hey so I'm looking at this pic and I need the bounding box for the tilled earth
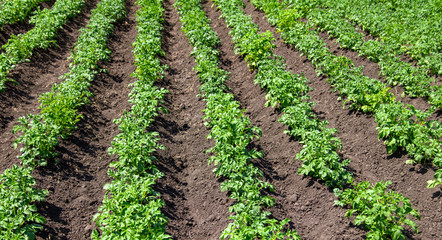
[0,0,440,239]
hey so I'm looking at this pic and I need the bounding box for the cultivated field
[0,0,441,239]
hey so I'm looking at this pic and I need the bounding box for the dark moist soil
[240,0,442,239]
[152,0,232,238]
[0,0,100,171]
[33,0,138,239]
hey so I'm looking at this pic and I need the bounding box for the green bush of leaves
[335,181,421,240]
[0,165,48,239]
[0,0,49,27]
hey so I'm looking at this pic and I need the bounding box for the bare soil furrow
[0,0,439,239]
[153,0,231,239]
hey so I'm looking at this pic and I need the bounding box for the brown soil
[0,0,440,239]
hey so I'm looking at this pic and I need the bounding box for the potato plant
[427,169,442,188]
[315,0,442,75]
[335,181,421,240]
[0,165,47,239]
[0,0,436,238]
[13,0,126,167]
[284,0,441,108]
[213,0,353,189]
[0,0,49,27]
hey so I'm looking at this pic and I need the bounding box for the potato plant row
[213,0,421,238]
[317,0,442,75]
[0,0,85,91]
[175,0,300,239]
[0,165,47,239]
[91,0,170,239]
[285,0,442,108]
[0,0,49,27]
[0,0,126,238]
[249,0,442,188]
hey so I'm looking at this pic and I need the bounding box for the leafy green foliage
[91,0,170,239]
[335,181,421,239]
[175,0,299,238]
[0,165,48,239]
[281,105,353,187]
[0,0,85,90]
[427,169,442,188]
[0,0,49,27]
[236,30,275,69]
[92,173,169,240]
[375,104,442,165]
